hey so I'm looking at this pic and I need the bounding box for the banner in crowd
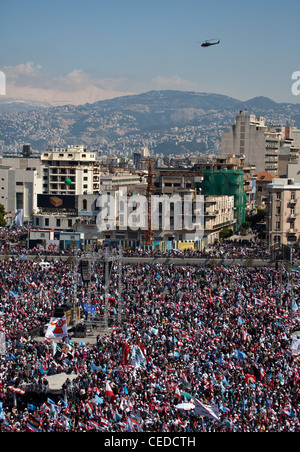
[194,399,220,421]
[45,315,68,339]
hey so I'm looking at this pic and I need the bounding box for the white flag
[15,209,23,227]
[149,327,159,336]
[291,338,300,355]
[126,418,133,432]
[45,315,68,339]
[131,345,147,370]
[194,398,220,421]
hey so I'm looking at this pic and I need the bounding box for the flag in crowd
[45,315,68,339]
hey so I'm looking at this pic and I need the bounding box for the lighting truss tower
[78,247,123,332]
[80,254,93,333]
[104,245,123,329]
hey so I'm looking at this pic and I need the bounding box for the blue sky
[1,0,300,105]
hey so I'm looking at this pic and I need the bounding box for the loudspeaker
[74,324,87,338]
[80,260,91,283]
[53,307,65,318]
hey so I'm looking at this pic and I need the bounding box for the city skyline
[1,0,300,106]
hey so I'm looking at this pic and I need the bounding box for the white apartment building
[0,156,44,221]
[204,195,236,244]
[266,178,300,246]
[41,145,101,195]
[0,146,101,221]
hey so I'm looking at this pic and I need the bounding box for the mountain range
[1,90,300,154]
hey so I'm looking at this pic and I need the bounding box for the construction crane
[144,158,154,247]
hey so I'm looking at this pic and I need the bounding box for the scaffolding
[77,246,123,334]
[201,168,248,229]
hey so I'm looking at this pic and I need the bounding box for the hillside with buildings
[1,90,300,156]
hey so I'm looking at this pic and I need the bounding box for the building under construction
[200,168,248,229]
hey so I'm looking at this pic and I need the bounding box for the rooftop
[256,171,279,182]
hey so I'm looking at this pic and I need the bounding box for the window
[56,219,61,227]
[82,199,87,210]
[45,218,49,226]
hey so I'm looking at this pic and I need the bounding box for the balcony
[289,228,297,234]
[265,164,278,171]
[265,149,278,156]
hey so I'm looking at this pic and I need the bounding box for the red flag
[105,381,115,402]
[121,342,130,367]
[8,386,25,395]
[246,374,256,386]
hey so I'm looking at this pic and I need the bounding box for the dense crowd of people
[0,245,300,432]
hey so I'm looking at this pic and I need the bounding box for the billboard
[37,194,76,210]
[178,241,197,251]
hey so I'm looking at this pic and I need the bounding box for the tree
[246,208,266,227]
[219,228,233,239]
[0,204,6,227]
[240,221,251,231]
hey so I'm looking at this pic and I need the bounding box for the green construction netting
[200,168,248,229]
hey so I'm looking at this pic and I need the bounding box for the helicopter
[201,39,220,48]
